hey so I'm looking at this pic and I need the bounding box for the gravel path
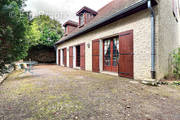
[0,65,180,120]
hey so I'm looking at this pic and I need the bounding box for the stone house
[55,0,180,80]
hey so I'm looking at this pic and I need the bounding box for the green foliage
[172,48,180,79]
[173,81,180,86]
[28,15,63,47]
[26,15,63,63]
[0,0,30,72]
[26,20,41,46]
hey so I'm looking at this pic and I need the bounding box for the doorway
[76,45,80,67]
[103,36,119,72]
[62,48,67,66]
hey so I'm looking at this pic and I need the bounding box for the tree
[26,15,63,63]
[0,0,30,72]
[29,15,63,47]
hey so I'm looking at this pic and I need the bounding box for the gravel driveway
[0,65,180,120]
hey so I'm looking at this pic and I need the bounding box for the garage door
[119,30,134,79]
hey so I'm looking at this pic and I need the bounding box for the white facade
[56,0,180,80]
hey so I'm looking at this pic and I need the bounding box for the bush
[173,81,180,86]
[172,48,180,79]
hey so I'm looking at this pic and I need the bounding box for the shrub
[172,48,180,79]
[173,81,180,86]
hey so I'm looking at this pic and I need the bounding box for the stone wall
[0,64,14,84]
[156,0,180,80]
[28,46,56,63]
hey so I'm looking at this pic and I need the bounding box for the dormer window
[79,14,84,26]
[64,26,68,36]
[65,26,67,33]
[63,20,78,35]
[76,6,97,27]
[87,13,91,21]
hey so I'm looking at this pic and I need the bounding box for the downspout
[148,0,156,79]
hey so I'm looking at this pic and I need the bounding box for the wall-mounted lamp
[87,43,90,48]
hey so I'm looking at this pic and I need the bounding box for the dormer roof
[63,20,78,27]
[76,6,97,16]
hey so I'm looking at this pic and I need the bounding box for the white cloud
[24,0,112,24]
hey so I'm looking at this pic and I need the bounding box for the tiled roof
[56,0,156,45]
[76,6,98,16]
[63,20,78,27]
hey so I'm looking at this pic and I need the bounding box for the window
[104,40,111,66]
[87,13,90,19]
[103,36,119,72]
[173,0,180,22]
[104,37,119,67]
[87,13,91,22]
[112,38,119,66]
[179,0,180,17]
[79,14,84,26]
[65,27,67,34]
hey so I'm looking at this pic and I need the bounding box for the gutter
[55,0,149,45]
[148,0,156,79]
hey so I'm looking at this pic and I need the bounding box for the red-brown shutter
[80,43,85,70]
[64,48,67,67]
[92,39,100,72]
[119,30,134,79]
[69,46,73,68]
[58,49,61,65]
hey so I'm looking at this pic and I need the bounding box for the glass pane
[113,60,118,66]
[113,38,119,66]
[80,14,84,25]
[105,57,111,66]
[104,40,111,66]
[117,40,119,53]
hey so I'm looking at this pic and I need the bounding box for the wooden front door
[103,37,119,72]
[119,30,133,79]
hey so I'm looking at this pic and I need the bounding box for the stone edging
[0,74,8,84]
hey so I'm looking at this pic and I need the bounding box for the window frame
[173,0,180,22]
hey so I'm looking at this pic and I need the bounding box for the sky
[25,0,112,24]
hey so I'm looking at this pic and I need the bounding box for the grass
[31,94,83,120]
